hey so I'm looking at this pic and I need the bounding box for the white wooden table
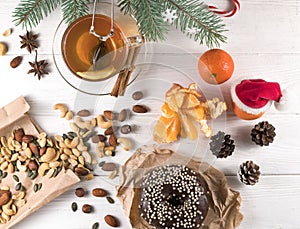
[1,1,300,228]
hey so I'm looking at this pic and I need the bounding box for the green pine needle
[165,0,227,47]
[134,0,169,41]
[117,0,135,15]
[13,0,61,29]
[61,0,90,25]
[118,0,168,41]
[12,0,227,47]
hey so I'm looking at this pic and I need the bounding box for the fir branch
[118,0,168,42]
[12,0,227,47]
[117,0,135,15]
[12,0,61,29]
[165,0,227,47]
[61,0,90,25]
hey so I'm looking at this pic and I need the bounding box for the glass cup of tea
[54,1,144,96]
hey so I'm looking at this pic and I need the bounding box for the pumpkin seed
[84,162,93,171]
[30,170,38,180]
[33,183,39,192]
[79,128,89,136]
[15,182,22,191]
[106,196,115,204]
[98,161,106,167]
[92,222,100,229]
[0,170,3,177]
[53,166,62,178]
[71,202,78,212]
[21,185,26,191]
[38,183,42,191]
[62,134,68,140]
[28,169,33,177]
[68,131,77,139]
[2,171,7,178]
[13,175,19,182]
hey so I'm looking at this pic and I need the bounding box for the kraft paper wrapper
[0,96,80,228]
[117,145,243,229]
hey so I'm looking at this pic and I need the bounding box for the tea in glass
[61,14,127,81]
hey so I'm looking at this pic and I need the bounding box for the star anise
[19,31,38,53]
[28,50,49,80]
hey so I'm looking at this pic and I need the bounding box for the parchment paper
[117,145,243,229]
[0,96,80,229]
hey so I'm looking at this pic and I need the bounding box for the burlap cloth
[117,145,243,229]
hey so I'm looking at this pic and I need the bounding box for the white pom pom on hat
[274,88,296,112]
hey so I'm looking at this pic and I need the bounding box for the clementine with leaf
[198,49,234,84]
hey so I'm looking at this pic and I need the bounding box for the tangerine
[198,49,234,84]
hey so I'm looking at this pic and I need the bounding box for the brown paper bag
[117,145,243,229]
[0,96,80,228]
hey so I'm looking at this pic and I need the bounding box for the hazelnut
[75,167,89,176]
[28,160,38,171]
[75,188,85,197]
[82,204,93,213]
[132,91,144,100]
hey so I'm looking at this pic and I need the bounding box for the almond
[0,190,11,206]
[104,127,114,136]
[14,128,25,142]
[102,162,117,171]
[39,146,46,156]
[10,56,23,68]
[132,105,148,113]
[91,134,107,143]
[92,188,107,197]
[104,215,119,227]
[104,110,114,120]
[22,135,34,143]
[109,134,117,147]
[118,109,128,122]
[29,143,39,156]
[99,134,107,142]
[77,109,91,117]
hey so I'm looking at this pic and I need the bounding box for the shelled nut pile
[0,187,26,224]
[0,127,93,180]
[54,103,134,161]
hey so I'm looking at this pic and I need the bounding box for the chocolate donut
[138,165,209,229]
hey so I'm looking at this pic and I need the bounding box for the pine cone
[209,131,235,158]
[251,121,276,146]
[238,161,261,185]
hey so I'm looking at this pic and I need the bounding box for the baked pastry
[138,165,209,229]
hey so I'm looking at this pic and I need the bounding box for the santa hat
[235,79,282,108]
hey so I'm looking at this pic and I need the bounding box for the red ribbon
[209,0,240,17]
